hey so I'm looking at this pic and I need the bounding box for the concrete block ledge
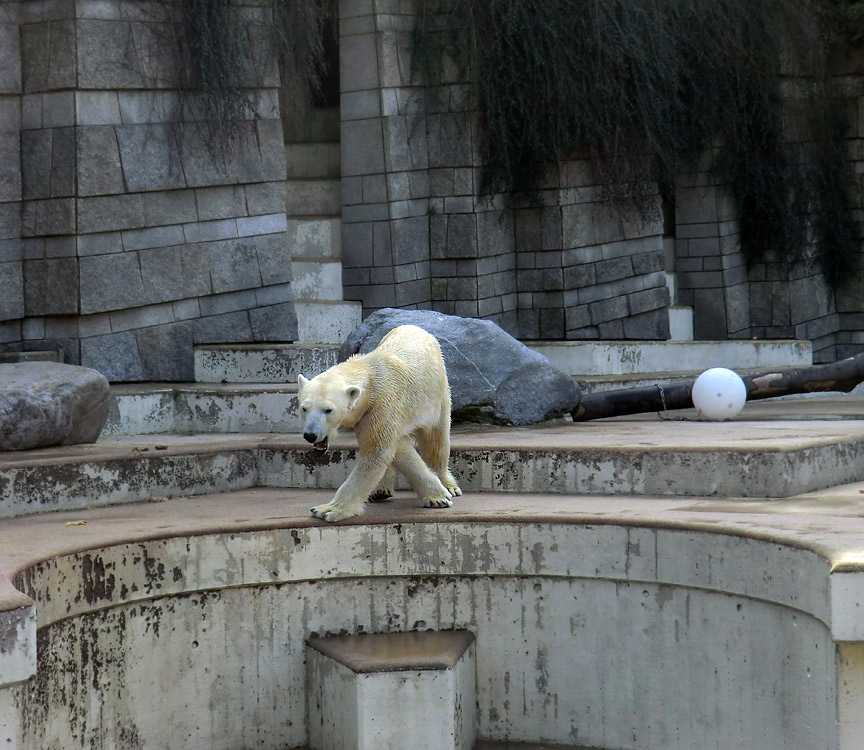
[307,631,476,750]
[527,339,812,376]
[0,491,862,748]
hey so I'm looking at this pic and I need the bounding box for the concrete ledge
[9,402,864,521]
[0,492,858,748]
[194,344,339,384]
[307,632,476,750]
[527,339,812,376]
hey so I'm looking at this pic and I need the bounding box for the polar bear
[297,324,462,522]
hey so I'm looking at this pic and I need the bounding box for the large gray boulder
[0,363,110,451]
[339,309,581,425]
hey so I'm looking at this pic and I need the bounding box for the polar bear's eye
[300,406,307,413]
[324,408,333,414]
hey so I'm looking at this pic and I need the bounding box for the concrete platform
[11,399,864,520]
[3,484,864,748]
[4,396,864,749]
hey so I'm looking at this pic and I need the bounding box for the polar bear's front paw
[310,502,359,523]
[442,473,462,497]
[423,495,454,509]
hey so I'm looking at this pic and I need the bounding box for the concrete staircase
[284,107,361,344]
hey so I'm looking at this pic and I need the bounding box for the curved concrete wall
[1,523,837,749]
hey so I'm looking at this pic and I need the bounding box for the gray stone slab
[116,124,186,192]
[0,22,21,95]
[76,125,126,196]
[198,288,259,317]
[122,224,185,252]
[136,321,194,381]
[22,197,75,236]
[250,302,298,341]
[80,329,144,381]
[139,244,211,304]
[23,258,78,316]
[256,234,293,286]
[20,130,51,200]
[79,252,147,314]
[391,216,428,265]
[0,261,24,321]
[339,33,379,92]
[207,238,262,294]
[196,185,247,221]
[622,308,670,339]
[141,189,198,226]
[192,311,254,344]
[244,182,285,216]
[76,19,145,89]
[341,119,385,175]
[77,194,144,234]
[22,21,76,93]
[75,91,122,126]
[42,91,75,129]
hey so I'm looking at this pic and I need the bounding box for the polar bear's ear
[346,385,362,408]
[298,374,309,388]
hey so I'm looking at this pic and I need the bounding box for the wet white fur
[298,325,462,522]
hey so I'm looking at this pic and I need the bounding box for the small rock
[0,363,110,451]
[339,309,581,425]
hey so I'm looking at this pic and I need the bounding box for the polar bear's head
[297,373,362,451]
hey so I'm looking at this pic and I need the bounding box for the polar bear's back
[376,324,442,358]
[364,325,450,429]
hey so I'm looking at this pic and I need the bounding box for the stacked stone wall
[339,0,670,341]
[0,2,22,350]
[0,0,297,380]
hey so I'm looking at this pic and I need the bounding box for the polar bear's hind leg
[368,464,396,502]
[417,422,462,498]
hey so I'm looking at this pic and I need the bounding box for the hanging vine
[413,0,860,284]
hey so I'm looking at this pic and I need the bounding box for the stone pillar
[0,2,23,350]
[10,0,296,380]
[674,175,752,342]
[340,0,671,340]
[340,0,433,315]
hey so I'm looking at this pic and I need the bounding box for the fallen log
[570,351,864,422]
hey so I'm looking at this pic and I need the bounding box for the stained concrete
[2,397,864,748]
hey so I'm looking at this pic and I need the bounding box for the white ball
[691,367,747,420]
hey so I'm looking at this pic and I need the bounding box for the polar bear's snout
[301,412,331,451]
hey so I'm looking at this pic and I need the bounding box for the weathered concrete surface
[194,343,339,384]
[104,384,300,436]
[307,633,476,750]
[0,363,109,451]
[0,435,259,518]
[339,309,581,425]
[528,339,812,376]
[10,400,864,520]
[0,490,858,748]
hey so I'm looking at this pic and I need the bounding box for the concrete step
[295,299,362,344]
[94,394,864,503]
[287,217,342,260]
[307,631,476,750]
[527,339,812,377]
[194,344,339,384]
[292,258,345,301]
[285,178,341,216]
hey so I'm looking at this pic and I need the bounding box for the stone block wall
[0,2,23,349]
[339,0,670,341]
[0,0,297,380]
